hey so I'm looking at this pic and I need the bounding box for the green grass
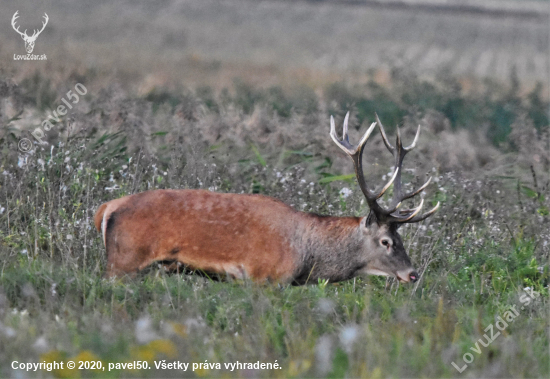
[0,245,547,378]
[0,72,549,378]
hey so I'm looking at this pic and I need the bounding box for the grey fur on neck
[291,214,365,285]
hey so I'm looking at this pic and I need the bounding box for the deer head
[330,112,439,283]
[11,11,49,54]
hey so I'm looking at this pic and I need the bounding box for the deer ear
[365,211,378,227]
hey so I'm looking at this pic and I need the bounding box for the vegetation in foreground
[0,71,549,378]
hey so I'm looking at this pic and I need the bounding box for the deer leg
[104,245,154,278]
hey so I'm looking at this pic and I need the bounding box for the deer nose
[409,271,419,282]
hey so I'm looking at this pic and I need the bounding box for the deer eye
[380,239,391,248]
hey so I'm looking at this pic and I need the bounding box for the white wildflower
[339,324,360,353]
[339,187,352,198]
[1,323,16,339]
[185,317,206,332]
[135,316,159,344]
[32,336,49,352]
[315,335,333,375]
[317,298,335,315]
[18,156,26,167]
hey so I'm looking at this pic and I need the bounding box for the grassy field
[1,0,548,94]
[1,0,549,378]
[0,66,549,377]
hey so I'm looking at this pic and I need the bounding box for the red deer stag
[94,113,439,283]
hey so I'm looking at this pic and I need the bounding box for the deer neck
[291,215,365,284]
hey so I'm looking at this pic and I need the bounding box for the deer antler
[31,13,49,39]
[11,11,49,39]
[330,112,439,224]
[375,114,439,223]
[11,11,27,38]
[330,112,400,221]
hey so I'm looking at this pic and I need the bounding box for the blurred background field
[0,0,549,378]
[1,0,548,92]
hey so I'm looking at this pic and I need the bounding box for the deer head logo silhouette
[11,11,49,54]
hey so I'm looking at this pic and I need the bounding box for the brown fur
[96,189,361,281]
[95,189,421,284]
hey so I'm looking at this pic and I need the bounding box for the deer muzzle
[396,269,419,283]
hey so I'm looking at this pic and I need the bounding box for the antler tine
[40,13,48,30]
[11,11,25,36]
[391,198,424,222]
[375,114,421,153]
[398,202,440,223]
[386,201,403,215]
[375,167,399,200]
[11,11,19,25]
[399,176,432,202]
[375,113,394,154]
[342,111,349,144]
[32,13,49,37]
[376,116,424,209]
[330,112,376,155]
[395,124,421,153]
[404,125,421,151]
[330,114,354,154]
